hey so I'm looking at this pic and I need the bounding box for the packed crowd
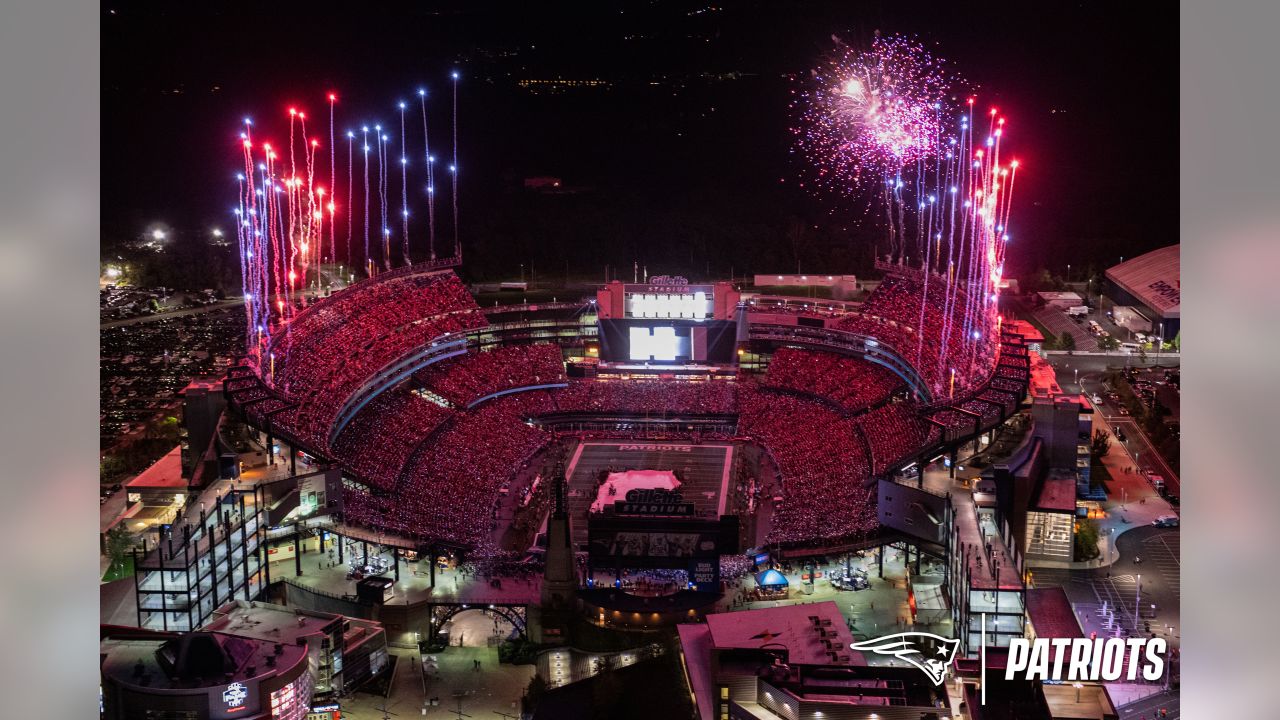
[762,347,904,413]
[833,275,997,397]
[552,378,737,415]
[959,398,1004,425]
[737,384,878,544]
[341,391,555,546]
[265,271,487,450]
[329,391,454,491]
[417,343,565,407]
[856,401,934,475]
[925,408,975,434]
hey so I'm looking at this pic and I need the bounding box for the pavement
[1117,688,1180,719]
[338,645,532,720]
[716,548,946,641]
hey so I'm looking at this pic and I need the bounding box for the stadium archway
[427,602,528,645]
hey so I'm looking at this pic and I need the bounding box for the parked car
[1152,515,1179,528]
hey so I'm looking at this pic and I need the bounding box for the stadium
[223,258,1030,598]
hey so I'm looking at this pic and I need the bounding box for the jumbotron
[225,263,1030,562]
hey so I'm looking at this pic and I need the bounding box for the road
[100,298,246,328]
[1031,527,1180,650]
[1119,689,1179,719]
[1046,355,1181,497]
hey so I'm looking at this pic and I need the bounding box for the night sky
[102,1,1176,282]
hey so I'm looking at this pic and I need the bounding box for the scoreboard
[595,277,741,364]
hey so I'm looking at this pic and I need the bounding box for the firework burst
[793,34,958,188]
[792,33,1021,389]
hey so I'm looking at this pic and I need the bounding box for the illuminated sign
[222,682,249,709]
[649,275,689,287]
[616,488,695,516]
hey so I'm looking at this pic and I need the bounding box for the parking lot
[100,307,245,451]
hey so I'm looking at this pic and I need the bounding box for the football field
[564,440,734,549]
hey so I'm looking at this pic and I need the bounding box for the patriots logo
[848,633,961,686]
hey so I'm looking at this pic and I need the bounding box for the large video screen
[599,319,738,364]
[587,515,739,569]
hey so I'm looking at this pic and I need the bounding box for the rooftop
[207,600,385,653]
[702,601,861,666]
[1025,587,1084,640]
[126,445,186,490]
[1105,244,1180,318]
[100,625,307,692]
[1033,470,1079,514]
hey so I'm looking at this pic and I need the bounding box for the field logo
[849,633,960,685]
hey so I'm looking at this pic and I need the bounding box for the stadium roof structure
[1105,244,1180,318]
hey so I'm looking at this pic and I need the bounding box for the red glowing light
[289,108,297,115]
[328,93,337,101]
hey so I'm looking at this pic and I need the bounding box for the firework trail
[346,130,354,267]
[399,101,410,265]
[328,93,337,265]
[450,71,459,258]
[231,83,467,368]
[419,89,436,260]
[362,126,370,273]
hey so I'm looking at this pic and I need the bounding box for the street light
[1134,574,1142,631]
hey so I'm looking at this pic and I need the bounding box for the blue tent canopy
[755,569,789,587]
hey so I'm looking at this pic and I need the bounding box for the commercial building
[100,624,314,720]
[1103,245,1180,340]
[205,601,389,699]
[677,602,953,720]
[133,486,266,632]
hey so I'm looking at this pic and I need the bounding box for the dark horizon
[102,1,1176,284]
